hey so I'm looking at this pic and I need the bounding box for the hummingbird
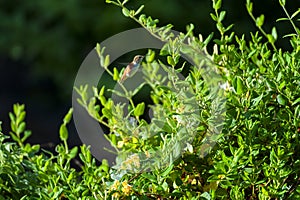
[120,55,144,82]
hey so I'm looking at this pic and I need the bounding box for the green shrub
[1,0,300,199]
[77,0,300,198]
[0,104,109,199]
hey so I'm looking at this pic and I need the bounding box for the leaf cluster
[0,104,110,199]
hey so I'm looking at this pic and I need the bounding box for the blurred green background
[0,0,298,147]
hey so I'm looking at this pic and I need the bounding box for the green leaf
[21,131,32,143]
[256,14,265,27]
[100,95,107,105]
[210,13,217,21]
[295,105,300,119]
[69,147,78,159]
[17,122,26,134]
[129,10,135,16]
[104,55,110,68]
[63,108,73,124]
[225,24,234,32]
[291,8,300,19]
[200,192,211,200]
[16,111,26,125]
[213,39,224,45]
[233,76,246,95]
[247,49,256,59]
[277,94,287,106]
[267,34,275,43]
[219,11,226,22]
[132,82,146,97]
[271,27,277,40]
[186,23,194,35]
[113,67,119,81]
[10,133,20,143]
[216,22,224,32]
[99,159,109,173]
[100,86,105,96]
[134,102,145,117]
[146,50,155,63]
[102,108,112,118]
[246,0,253,13]
[13,104,20,116]
[213,0,222,10]
[122,7,130,17]
[160,43,170,56]
[135,5,144,16]
[139,14,147,23]
[292,97,300,106]
[276,17,288,22]
[162,181,169,191]
[122,0,129,5]
[93,86,99,97]
[59,124,68,141]
[167,56,175,66]
[9,112,15,123]
[109,88,128,98]
[279,0,286,7]
[283,33,297,38]
[141,173,157,182]
[109,133,117,146]
[95,43,101,56]
[203,32,214,46]
[88,97,96,113]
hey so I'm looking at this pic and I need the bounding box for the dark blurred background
[0,0,299,149]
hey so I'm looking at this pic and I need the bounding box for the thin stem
[102,59,135,109]
[118,81,136,109]
[280,5,300,36]
[247,11,277,50]
[112,2,166,42]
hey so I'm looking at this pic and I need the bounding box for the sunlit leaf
[277,94,287,106]
[134,102,145,117]
[122,7,130,17]
[256,14,265,27]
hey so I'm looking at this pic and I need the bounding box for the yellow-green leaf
[167,56,175,66]
[233,76,246,95]
[256,14,264,27]
[104,55,110,68]
[277,94,287,106]
[63,108,73,124]
[134,102,145,117]
[113,67,119,81]
[59,124,68,141]
[135,5,144,15]
[122,7,130,17]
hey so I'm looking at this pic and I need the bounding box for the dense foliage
[0,104,110,199]
[1,0,300,199]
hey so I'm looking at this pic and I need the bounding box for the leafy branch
[277,0,300,37]
[246,0,278,50]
